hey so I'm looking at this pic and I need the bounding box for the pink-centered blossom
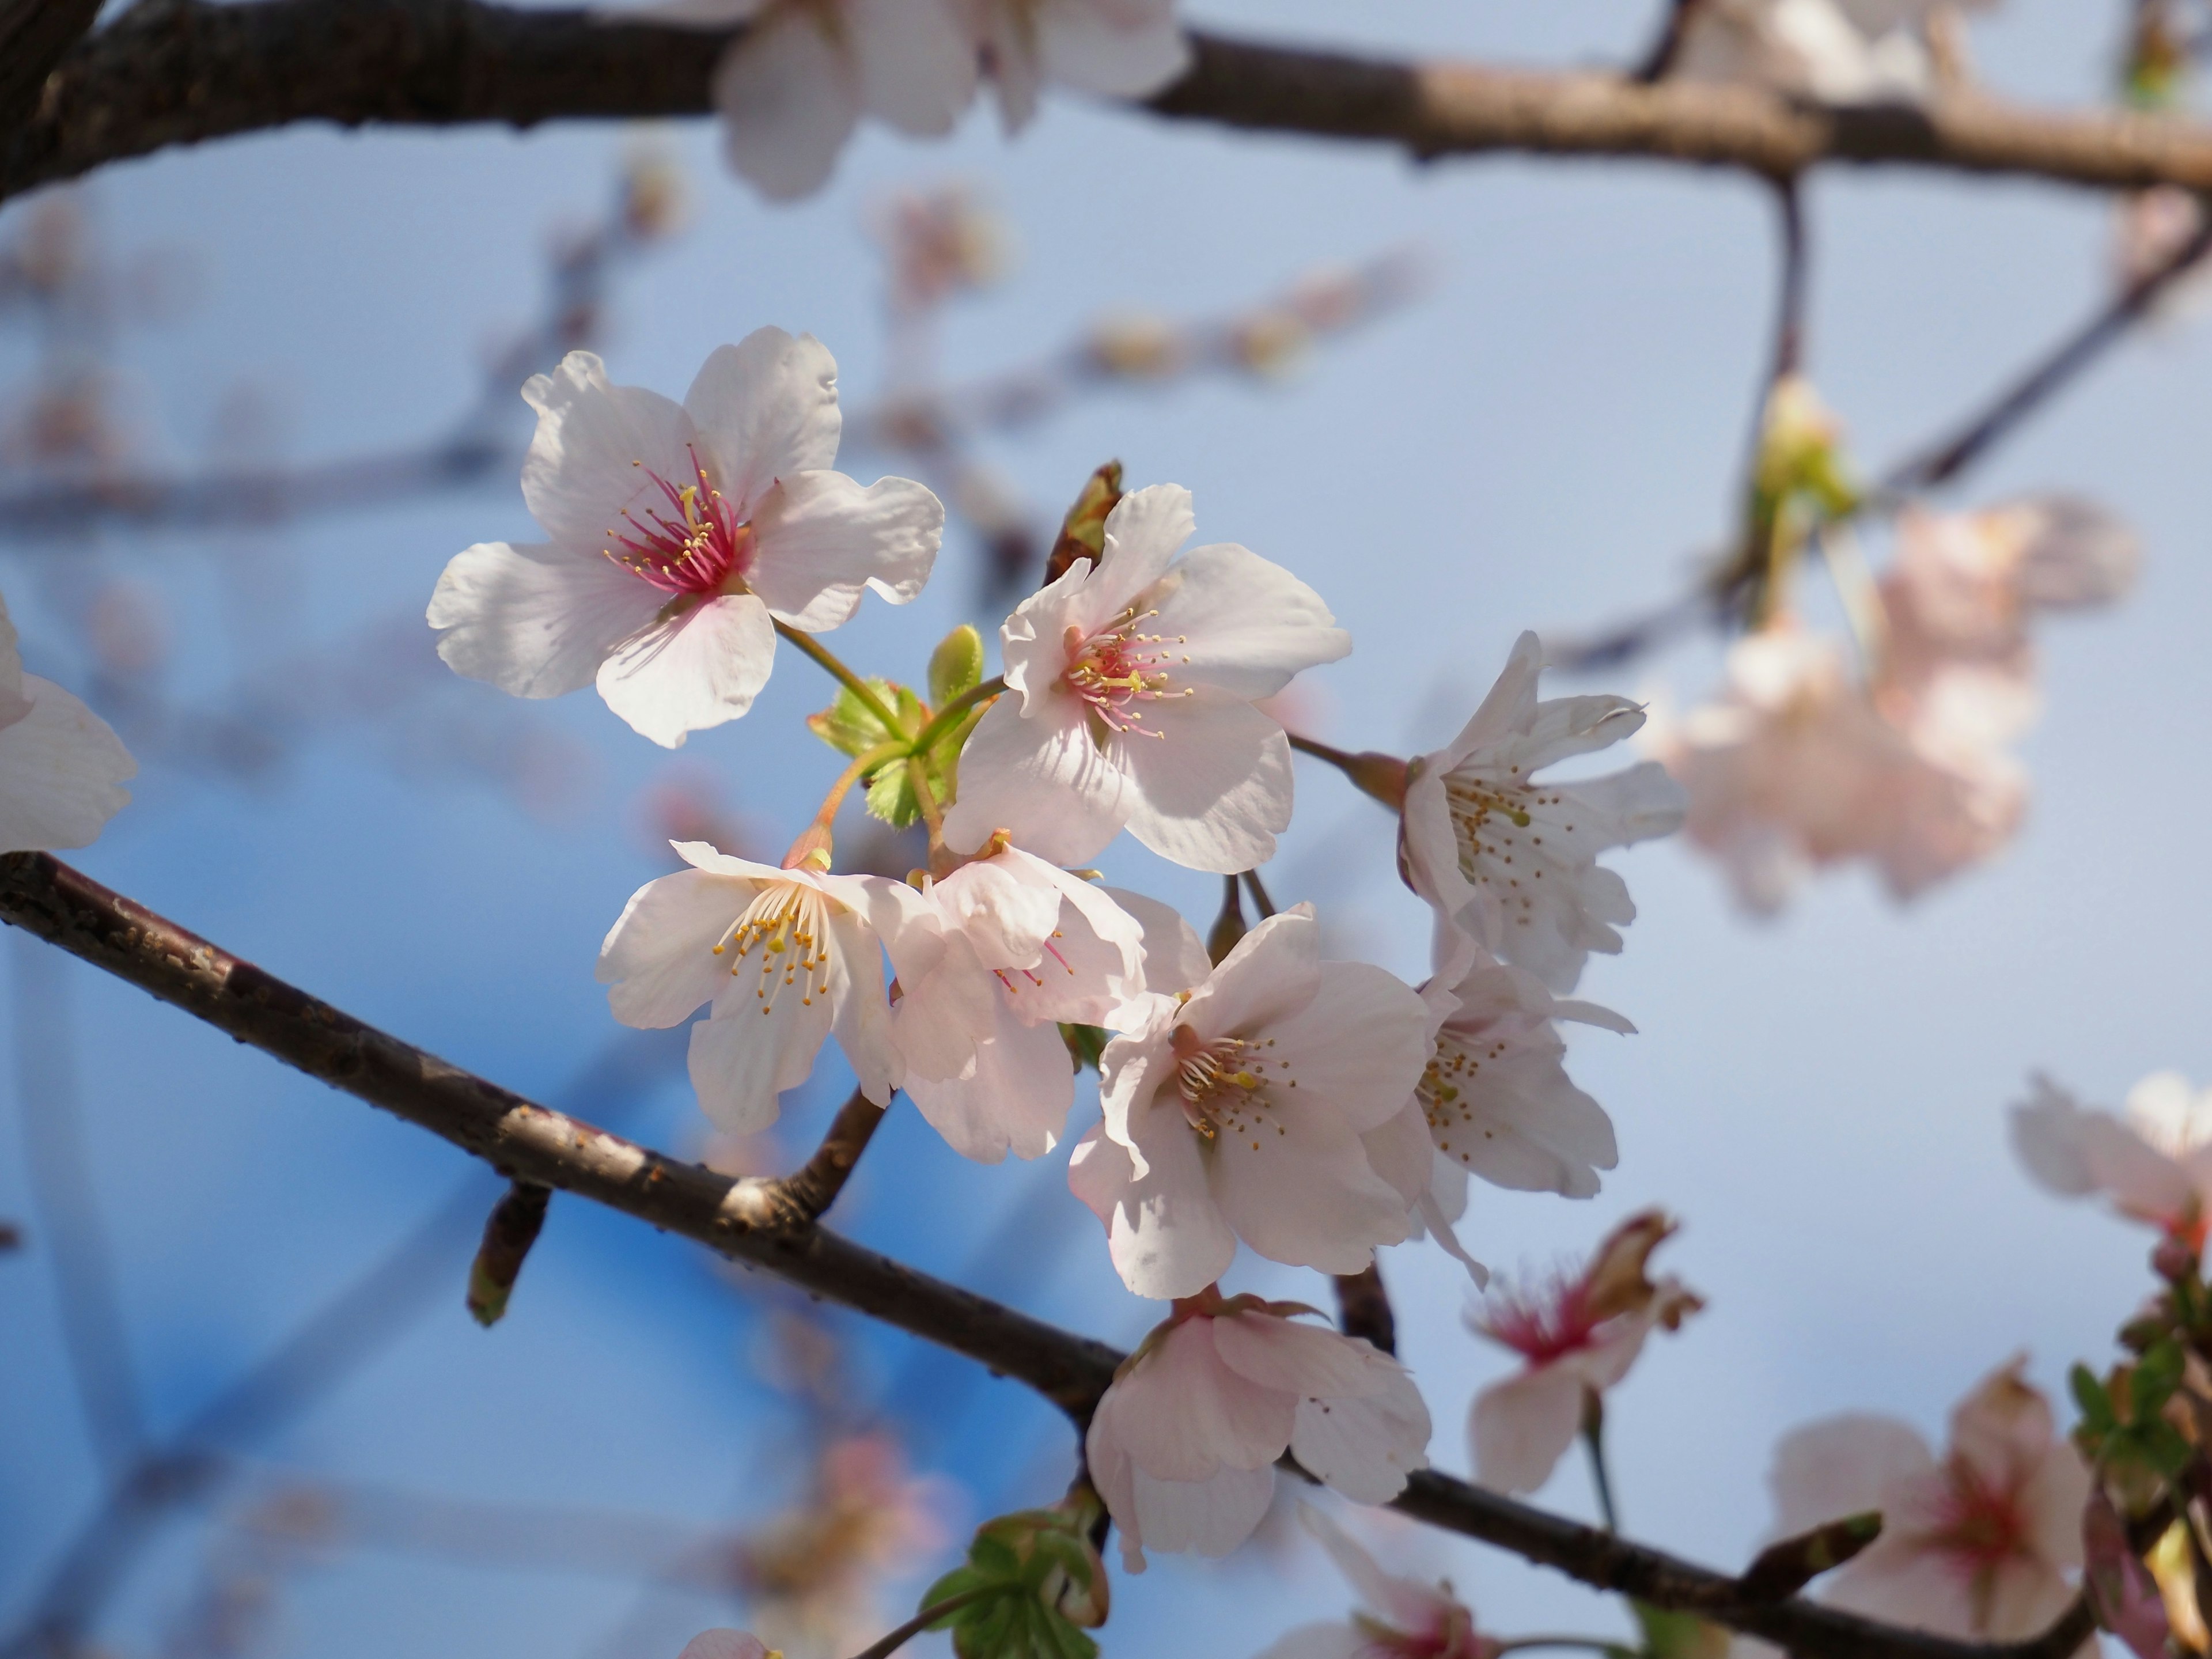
[962,0,1191,133]
[597,840,915,1132]
[429,332,942,747]
[1752,1359,2090,1644]
[1407,933,1633,1282]
[1402,631,1684,994]
[677,1634,774,1659]
[1068,906,1432,1299]
[1085,1287,1431,1574]
[2012,1071,2212,1248]
[0,590,134,851]
[943,484,1350,873]
[876,842,1146,1163]
[1255,1504,1494,1659]
[1468,1211,1701,1495]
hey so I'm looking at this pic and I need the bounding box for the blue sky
[4,3,2210,1656]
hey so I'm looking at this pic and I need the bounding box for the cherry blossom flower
[1067,906,1431,1299]
[597,840,912,1132]
[942,484,1350,873]
[1751,1359,2090,1643]
[678,1634,774,1659]
[1085,1287,1431,1573]
[1673,0,1985,103]
[2012,1071,2212,1247]
[1468,1211,1701,1495]
[876,841,1146,1162]
[429,332,943,748]
[1401,631,1684,993]
[1652,627,2022,914]
[963,0,1192,134]
[0,591,135,851]
[666,0,977,201]
[1406,932,1633,1281]
[1255,1504,1494,1659]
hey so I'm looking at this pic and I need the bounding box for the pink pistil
[604,447,755,597]
[1062,609,1188,737]
[1923,1458,2031,1578]
[1480,1274,1601,1366]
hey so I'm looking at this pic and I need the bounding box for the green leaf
[2133,1338,2186,1420]
[1633,1601,1728,1659]
[930,624,984,709]
[865,760,922,830]
[807,677,915,757]
[2073,1364,2120,1435]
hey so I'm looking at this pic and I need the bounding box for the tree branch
[0,852,2101,1659]
[0,0,99,139]
[14,1,2212,209]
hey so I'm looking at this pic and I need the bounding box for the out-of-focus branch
[0,0,99,137]
[0,852,2109,1659]
[1332,1262,1397,1355]
[16,3,2212,209]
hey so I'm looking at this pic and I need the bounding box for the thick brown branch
[0,853,2099,1659]
[0,0,99,138]
[1332,1262,1397,1355]
[13,1,2212,207]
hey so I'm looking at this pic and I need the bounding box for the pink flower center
[1921,1456,2032,1578]
[1479,1275,1602,1365]
[1168,1023,1296,1146]
[604,447,755,598]
[1062,608,1191,738]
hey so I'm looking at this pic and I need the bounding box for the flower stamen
[604,445,756,597]
[1063,607,1194,740]
[713,880,834,1013]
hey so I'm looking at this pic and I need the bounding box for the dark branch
[0,0,99,138]
[1332,1262,1397,1355]
[16,1,2212,208]
[0,853,2101,1659]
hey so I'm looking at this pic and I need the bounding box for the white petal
[1084,483,1197,622]
[1250,1624,1368,1659]
[1035,0,1191,96]
[1291,1369,1431,1504]
[1104,886,1211,1000]
[712,13,861,201]
[1360,1098,1436,1210]
[687,1000,828,1135]
[597,868,752,1028]
[1104,1318,1298,1478]
[933,854,1066,968]
[1149,541,1351,700]
[1067,1113,1236,1300]
[1766,1414,1935,1538]
[682,327,842,508]
[747,471,943,631]
[1260,960,1432,1134]
[596,593,777,748]
[904,1013,1074,1162]
[1119,689,1294,873]
[677,1633,771,1659]
[1207,1086,1414,1275]
[517,352,699,551]
[847,0,979,134]
[941,694,1129,862]
[428,539,662,699]
[0,677,134,851]
[826,902,899,1104]
[1470,1365,1584,1494]
[1183,906,1322,1043]
[1296,1504,1456,1638]
[1120,1460,1277,1562]
[0,591,30,725]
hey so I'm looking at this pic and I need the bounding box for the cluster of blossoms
[429,328,1689,1577]
[1653,383,2137,913]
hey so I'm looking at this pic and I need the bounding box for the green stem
[1581,1388,1620,1533]
[910,674,1006,755]
[775,619,908,737]
[846,1585,999,1659]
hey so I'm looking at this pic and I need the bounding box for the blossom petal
[1118,689,1294,873]
[1104,887,1211,999]
[1291,1370,1431,1503]
[1119,1460,1277,1565]
[0,677,134,852]
[747,470,943,631]
[683,327,842,510]
[1068,1116,1236,1300]
[517,352,699,551]
[1470,1363,1585,1494]
[1183,906,1321,1043]
[1251,1624,1368,1659]
[1206,1085,1415,1275]
[1764,1413,1936,1538]
[1260,960,1432,1134]
[429,539,664,699]
[1105,1319,1299,1478]
[826,902,899,1105]
[596,868,749,1028]
[1360,1099,1436,1210]
[846,0,979,134]
[1035,0,1192,96]
[711,13,861,200]
[1296,1504,1456,1639]
[1149,541,1350,700]
[904,1013,1074,1163]
[596,592,777,748]
[941,694,1129,862]
[686,1001,826,1135]
[1211,1312,1389,1400]
[1084,483,1196,623]
[677,1633,771,1659]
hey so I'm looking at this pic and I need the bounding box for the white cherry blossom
[2013,1071,2212,1247]
[1255,1505,1493,1659]
[1468,1211,1701,1494]
[429,331,942,747]
[877,842,1146,1163]
[1402,631,1684,993]
[943,484,1350,873]
[1086,1287,1431,1574]
[964,0,1191,132]
[677,1634,774,1659]
[1067,906,1431,1299]
[1751,1359,2090,1644]
[1674,0,1987,103]
[0,591,134,851]
[661,0,978,201]
[597,840,912,1133]
[1406,933,1632,1281]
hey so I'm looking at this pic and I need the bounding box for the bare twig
[1332,1262,1397,1355]
[1767,179,1810,384]
[466,1177,551,1326]
[16,3,2212,209]
[768,1086,887,1225]
[0,852,2108,1659]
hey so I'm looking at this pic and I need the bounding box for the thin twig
[770,1086,887,1225]
[846,1585,997,1659]
[0,854,2109,1659]
[1631,0,1706,84]
[1767,179,1810,384]
[1332,1261,1396,1355]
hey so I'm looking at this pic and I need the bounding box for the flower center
[712,880,833,1014]
[1418,1032,1511,1169]
[1444,771,1569,922]
[1062,607,1192,741]
[1479,1276,1601,1365]
[604,446,755,598]
[991,933,1073,998]
[1922,1457,2031,1577]
[1169,1024,1294,1147]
